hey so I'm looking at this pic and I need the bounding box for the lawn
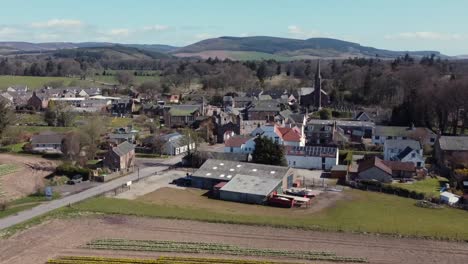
[74,189,468,240]
[90,74,159,85]
[0,76,92,90]
[0,192,60,219]
[393,177,448,198]
[8,125,74,134]
[0,143,26,153]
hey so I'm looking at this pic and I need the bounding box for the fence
[92,168,134,183]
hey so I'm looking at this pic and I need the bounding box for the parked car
[285,188,316,198]
[67,174,83,185]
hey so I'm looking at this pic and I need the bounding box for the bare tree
[116,71,134,86]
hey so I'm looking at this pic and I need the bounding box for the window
[411,153,416,158]
[430,138,435,143]
[230,147,233,153]
[375,136,380,140]
[293,161,296,166]
[387,136,392,139]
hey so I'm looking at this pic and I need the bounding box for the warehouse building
[191,159,294,204]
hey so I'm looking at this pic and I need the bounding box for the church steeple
[314,60,322,110]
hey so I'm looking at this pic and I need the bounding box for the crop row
[46,256,305,264]
[83,239,367,263]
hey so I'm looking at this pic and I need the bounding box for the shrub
[56,163,91,180]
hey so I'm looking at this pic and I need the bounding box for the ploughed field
[0,216,467,264]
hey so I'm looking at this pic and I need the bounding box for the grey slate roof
[385,139,421,150]
[192,159,290,181]
[31,133,65,145]
[112,141,135,157]
[438,136,468,151]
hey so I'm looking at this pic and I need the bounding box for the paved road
[0,156,182,230]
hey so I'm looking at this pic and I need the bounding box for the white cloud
[143,24,169,32]
[287,25,327,39]
[385,32,465,41]
[31,19,83,29]
[194,33,212,40]
[108,28,130,37]
[0,27,19,38]
[35,33,61,41]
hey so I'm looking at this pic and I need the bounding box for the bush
[56,163,91,180]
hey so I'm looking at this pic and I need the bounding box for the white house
[372,125,437,146]
[286,146,338,170]
[30,132,65,154]
[384,139,425,167]
[224,135,256,154]
[161,133,195,155]
[250,124,305,147]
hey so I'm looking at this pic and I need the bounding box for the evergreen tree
[252,136,287,166]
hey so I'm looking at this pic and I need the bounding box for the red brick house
[104,141,135,171]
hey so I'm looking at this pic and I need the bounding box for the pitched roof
[438,136,468,151]
[31,132,65,145]
[358,157,392,175]
[112,141,135,157]
[382,160,416,172]
[396,146,416,160]
[225,135,253,147]
[286,146,337,158]
[385,139,421,150]
[375,126,436,138]
[275,126,301,142]
[168,105,200,116]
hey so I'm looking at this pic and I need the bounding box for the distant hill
[53,45,173,60]
[0,37,446,60]
[0,42,178,56]
[173,36,444,60]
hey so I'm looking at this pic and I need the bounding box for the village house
[251,124,305,147]
[161,132,195,155]
[30,132,65,154]
[372,125,437,146]
[246,100,282,121]
[435,136,468,169]
[214,110,242,143]
[224,135,256,154]
[285,145,338,170]
[384,139,425,167]
[382,160,416,179]
[111,99,135,117]
[163,105,201,127]
[108,127,137,145]
[27,91,50,110]
[104,141,135,171]
[356,157,393,183]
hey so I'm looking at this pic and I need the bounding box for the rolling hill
[0,37,446,60]
[172,36,444,60]
[53,45,173,60]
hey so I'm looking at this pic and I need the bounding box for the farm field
[75,188,468,240]
[47,256,308,264]
[0,154,58,202]
[0,216,467,264]
[0,76,92,90]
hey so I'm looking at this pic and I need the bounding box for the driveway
[0,156,182,230]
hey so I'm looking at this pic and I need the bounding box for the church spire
[314,60,322,110]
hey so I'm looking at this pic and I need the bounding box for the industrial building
[191,159,294,204]
[285,145,338,170]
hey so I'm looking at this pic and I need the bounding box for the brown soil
[137,187,346,216]
[0,154,58,202]
[0,216,467,264]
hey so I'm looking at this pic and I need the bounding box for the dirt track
[0,154,57,202]
[0,216,467,264]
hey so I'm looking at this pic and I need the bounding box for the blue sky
[0,0,467,55]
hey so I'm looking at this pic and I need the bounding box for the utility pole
[137,166,140,181]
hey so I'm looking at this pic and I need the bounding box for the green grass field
[227,51,292,61]
[0,143,26,153]
[73,189,468,240]
[0,76,93,90]
[0,164,19,177]
[393,177,448,198]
